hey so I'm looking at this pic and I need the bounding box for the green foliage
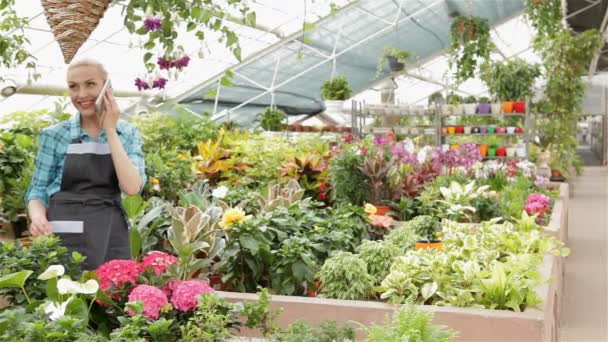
[498,176,535,220]
[321,76,352,100]
[364,304,456,342]
[427,91,445,106]
[242,288,281,336]
[356,240,402,285]
[376,47,412,78]
[449,16,493,83]
[0,0,38,81]
[0,131,35,222]
[384,222,419,253]
[132,112,219,155]
[123,0,253,73]
[480,58,541,101]
[524,0,564,41]
[270,321,355,342]
[142,148,194,202]
[317,251,375,300]
[180,295,240,342]
[329,146,368,206]
[258,107,287,131]
[0,236,83,306]
[406,215,441,242]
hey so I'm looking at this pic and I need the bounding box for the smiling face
[66,65,106,118]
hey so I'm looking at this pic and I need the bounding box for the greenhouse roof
[1,0,607,122]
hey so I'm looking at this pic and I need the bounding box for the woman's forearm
[28,199,47,220]
[106,129,142,195]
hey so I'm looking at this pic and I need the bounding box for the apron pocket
[50,221,86,256]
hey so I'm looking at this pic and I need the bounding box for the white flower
[402,139,415,154]
[44,296,73,321]
[416,146,432,164]
[37,265,65,280]
[57,278,99,295]
[212,186,229,199]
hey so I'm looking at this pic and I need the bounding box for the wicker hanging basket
[41,0,111,64]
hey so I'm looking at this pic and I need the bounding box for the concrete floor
[560,167,608,342]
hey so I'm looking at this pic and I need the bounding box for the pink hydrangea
[162,279,181,297]
[369,214,393,228]
[170,280,215,312]
[96,259,142,293]
[142,252,179,275]
[525,193,551,218]
[127,285,169,320]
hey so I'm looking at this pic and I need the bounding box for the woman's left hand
[100,90,120,131]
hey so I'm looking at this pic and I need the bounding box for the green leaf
[220,76,235,87]
[66,297,89,325]
[187,22,196,32]
[129,228,143,260]
[191,6,202,20]
[303,22,315,32]
[204,89,217,99]
[144,52,153,63]
[226,31,238,47]
[46,277,59,302]
[239,235,259,254]
[291,260,309,281]
[303,37,313,45]
[0,270,32,288]
[232,46,242,61]
[245,12,256,27]
[122,195,147,220]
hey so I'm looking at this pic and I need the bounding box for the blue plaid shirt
[25,114,147,206]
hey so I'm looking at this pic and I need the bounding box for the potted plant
[360,150,400,212]
[477,96,492,114]
[409,215,443,251]
[317,251,375,300]
[463,95,477,114]
[257,106,286,131]
[321,76,352,114]
[447,93,464,115]
[428,91,445,107]
[376,47,412,77]
[450,16,493,83]
[480,58,541,113]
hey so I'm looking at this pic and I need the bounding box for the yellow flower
[220,208,248,229]
[364,203,377,215]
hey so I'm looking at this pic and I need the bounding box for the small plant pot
[471,126,480,134]
[488,147,497,157]
[455,126,464,134]
[487,126,496,134]
[496,127,506,134]
[513,101,526,113]
[507,126,516,134]
[450,144,460,151]
[463,126,471,134]
[415,240,443,251]
[306,280,321,297]
[491,103,502,114]
[515,127,524,134]
[502,101,514,113]
[479,144,488,156]
[517,145,527,157]
[447,126,456,134]
[480,126,488,134]
[453,104,465,115]
[441,126,448,134]
[464,103,477,114]
[442,144,450,152]
[324,100,344,114]
[496,147,507,157]
[506,147,516,157]
[477,103,492,114]
[387,55,405,72]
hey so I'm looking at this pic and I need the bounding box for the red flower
[127,285,168,320]
[319,192,327,200]
[318,183,328,191]
[170,280,215,312]
[96,259,142,294]
[361,147,368,154]
[142,252,179,275]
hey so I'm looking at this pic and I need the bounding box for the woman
[26,59,147,270]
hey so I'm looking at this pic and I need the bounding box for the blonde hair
[67,58,108,80]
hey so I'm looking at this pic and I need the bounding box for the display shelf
[441,113,525,117]
[440,133,525,137]
[483,156,527,160]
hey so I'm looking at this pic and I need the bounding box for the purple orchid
[134,78,150,91]
[153,77,168,89]
[157,57,172,70]
[144,17,162,31]
[175,56,190,69]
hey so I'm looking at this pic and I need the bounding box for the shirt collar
[70,113,125,140]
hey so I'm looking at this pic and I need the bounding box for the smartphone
[95,79,112,114]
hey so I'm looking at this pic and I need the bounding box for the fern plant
[321,76,352,100]
[364,305,456,342]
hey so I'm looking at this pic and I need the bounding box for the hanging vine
[449,16,493,84]
[523,0,565,42]
[0,0,37,81]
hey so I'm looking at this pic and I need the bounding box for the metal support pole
[213,81,222,115]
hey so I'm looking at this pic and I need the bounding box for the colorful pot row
[442,101,526,115]
[441,126,523,134]
[441,144,526,157]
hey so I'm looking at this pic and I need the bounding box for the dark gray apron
[48,138,130,270]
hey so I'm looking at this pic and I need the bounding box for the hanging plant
[524,0,565,42]
[321,76,352,101]
[376,47,412,78]
[480,58,541,101]
[449,16,493,83]
[124,0,256,88]
[0,0,38,81]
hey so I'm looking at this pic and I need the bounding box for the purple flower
[373,135,390,146]
[153,77,168,89]
[534,175,549,187]
[144,17,162,31]
[134,78,150,91]
[175,56,190,69]
[157,57,172,70]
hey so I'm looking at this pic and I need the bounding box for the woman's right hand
[29,215,53,236]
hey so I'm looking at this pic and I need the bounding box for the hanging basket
[41,0,111,64]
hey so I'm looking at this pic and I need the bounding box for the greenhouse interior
[0,0,607,341]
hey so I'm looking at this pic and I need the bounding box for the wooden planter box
[220,183,569,342]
